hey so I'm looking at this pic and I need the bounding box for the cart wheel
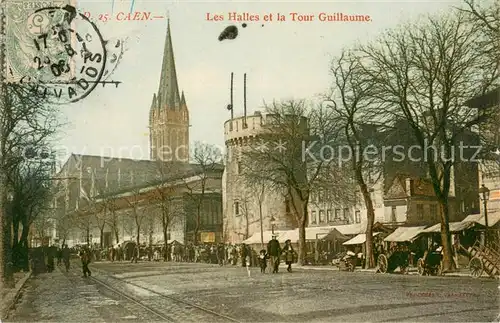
[469,257,483,278]
[417,258,425,276]
[378,254,388,273]
[348,262,354,272]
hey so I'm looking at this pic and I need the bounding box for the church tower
[149,21,189,162]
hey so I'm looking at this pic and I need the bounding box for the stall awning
[343,232,381,245]
[384,226,426,242]
[320,228,350,241]
[305,226,349,241]
[462,211,500,227]
[422,222,475,233]
[332,224,364,236]
[242,230,289,244]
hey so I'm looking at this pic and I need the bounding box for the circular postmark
[9,5,107,104]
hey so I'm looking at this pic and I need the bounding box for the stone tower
[149,21,189,162]
[223,112,300,243]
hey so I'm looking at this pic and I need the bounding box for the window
[391,206,397,222]
[319,210,325,223]
[318,190,324,202]
[311,211,317,224]
[416,204,424,219]
[237,161,242,174]
[234,201,240,216]
[285,200,290,213]
[335,209,340,220]
[343,208,349,221]
[430,204,438,220]
[355,210,361,223]
[327,209,333,222]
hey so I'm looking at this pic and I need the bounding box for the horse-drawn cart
[377,226,426,274]
[467,240,500,278]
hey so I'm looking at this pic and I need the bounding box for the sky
[51,0,465,165]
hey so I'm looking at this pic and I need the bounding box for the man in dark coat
[62,244,71,272]
[267,235,281,273]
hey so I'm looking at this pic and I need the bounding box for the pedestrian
[57,246,63,266]
[79,248,92,277]
[258,249,267,273]
[267,235,281,273]
[283,239,295,272]
[241,243,248,267]
[217,243,225,266]
[245,245,251,277]
[46,245,56,273]
[62,244,71,272]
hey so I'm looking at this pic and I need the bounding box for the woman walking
[283,239,295,272]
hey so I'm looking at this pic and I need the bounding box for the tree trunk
[112,217,119,244]
[99,226,104,248]
[2,191,14,287]
[439,200,455,272]
[194,203,201,245]
[162,222,169,261]
[356,164,376,268]
[294,195,308,266]
[259,202,264,248]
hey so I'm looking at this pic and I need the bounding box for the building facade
[469,87,500,212]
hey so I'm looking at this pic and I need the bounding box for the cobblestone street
[6,261,499,322]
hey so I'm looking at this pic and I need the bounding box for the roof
[343,232,381,245]
[465,87,500,109]
[422,222,475,234]
[385,175,435,199]
[384,226,427,242]
[461,210,500,227]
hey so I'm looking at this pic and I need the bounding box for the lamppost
[270,216,276,235]
[478,184,490,245]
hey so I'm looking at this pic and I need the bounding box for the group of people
[29,244,72,275]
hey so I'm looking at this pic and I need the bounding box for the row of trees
[239,1,499,269]
[0,82,61,288]
[49,141,223,256]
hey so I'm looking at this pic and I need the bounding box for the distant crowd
[27,235,298,277]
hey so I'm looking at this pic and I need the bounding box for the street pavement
[5,260,500,322]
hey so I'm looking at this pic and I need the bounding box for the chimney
[405,178,414,196]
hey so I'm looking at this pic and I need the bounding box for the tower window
[234,201,240,216]
[237,161,242,174]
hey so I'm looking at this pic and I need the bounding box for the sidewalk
[280,263,478,277]
[0,271,31,320]
[5,267,106,322]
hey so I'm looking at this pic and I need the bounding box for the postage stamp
[5,1,108,103]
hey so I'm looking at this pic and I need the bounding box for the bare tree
[357,11,499,271]
[0,83,60,286]
[124,187,147,249]
[184,142,223,244]
[326,49,386,268]
[149,161,183,260]
[241,100,355,265]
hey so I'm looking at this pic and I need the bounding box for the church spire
[158,19,181,110]
[180,90,186,106]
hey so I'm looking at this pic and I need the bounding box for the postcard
[1,0,499,322]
